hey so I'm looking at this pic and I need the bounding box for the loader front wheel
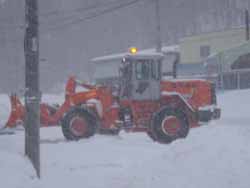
[150,107,189,144]
[61,108,98,140]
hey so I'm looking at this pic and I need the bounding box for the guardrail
[217,69,250,90]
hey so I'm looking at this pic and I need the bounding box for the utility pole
[24,0,40,178]
[245,9,249,41]
[155,0,162,52]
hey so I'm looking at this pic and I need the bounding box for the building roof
[91,45,179,64]
[180,26,246,42]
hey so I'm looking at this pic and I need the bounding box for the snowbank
[0,89,250,188]
[0,94,11,129]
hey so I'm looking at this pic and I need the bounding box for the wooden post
[155,0,162,52]
[24,0,40,178]
[246,9,249,41]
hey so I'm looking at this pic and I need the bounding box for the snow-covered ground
[0,89,250,188]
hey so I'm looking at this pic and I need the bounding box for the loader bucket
[5,94,25,128]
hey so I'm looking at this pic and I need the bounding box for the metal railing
[177,68,250,91]
[217,69,250,90]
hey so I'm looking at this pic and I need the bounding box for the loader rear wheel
[61,108,98,140]
[146,131,157,142]
[150,107,189,144]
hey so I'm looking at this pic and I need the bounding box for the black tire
[61,107,99,140]
[149,107,189,144]
[146,130,158,141]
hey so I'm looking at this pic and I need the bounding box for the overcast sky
[0,0,249,92]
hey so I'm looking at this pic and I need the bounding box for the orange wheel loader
[3,49,220,143]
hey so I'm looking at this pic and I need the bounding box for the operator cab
[119,48,164,100]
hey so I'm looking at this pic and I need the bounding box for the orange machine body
[161,79,215,110]
[5,77,219,133]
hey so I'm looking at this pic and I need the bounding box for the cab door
[132,59,161,101]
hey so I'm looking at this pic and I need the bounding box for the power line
[0,0,122,30]
[40,0,122,18]
[43,0,141,33]
[39,0,127,29]
[0,0,142,36]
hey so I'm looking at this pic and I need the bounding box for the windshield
[135,59,161,80]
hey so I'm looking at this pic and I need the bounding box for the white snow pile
[0,94,11,129]
[0,89,250,188]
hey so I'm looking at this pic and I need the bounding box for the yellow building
[180,27,247,64]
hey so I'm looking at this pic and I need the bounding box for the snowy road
[0,89,250,188]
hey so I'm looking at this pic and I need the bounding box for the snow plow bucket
[5,94,25,128]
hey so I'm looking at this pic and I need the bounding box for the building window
[200,45,210,58]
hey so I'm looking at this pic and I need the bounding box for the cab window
[151,60,161,80]
[135,61,150,80]
[151,61,156,79]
